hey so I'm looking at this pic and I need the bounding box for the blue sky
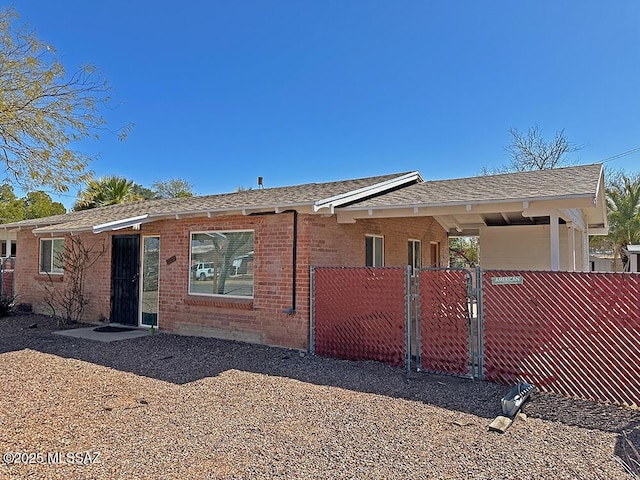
[11,1,640,208]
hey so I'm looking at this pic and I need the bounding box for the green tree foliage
[74,176,143,211]
[23,190,65,219]
[73,175,197,211]
[0,183,65,222]
[449,237,479,268]
[605,173,640,269]
[151,178,193,199]
[0,184,24,223]
[0,8,131,192]
[132,183,157,200]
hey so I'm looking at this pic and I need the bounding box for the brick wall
[15,213,447,351]
[305,215,448,267]
[15,231,111,320]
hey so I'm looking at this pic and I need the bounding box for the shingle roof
[345,164,603,208]
[1,172,413,233]
[1,164,605,235]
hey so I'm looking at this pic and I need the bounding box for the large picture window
[365,235,384,267]
[190,231,254,298]
[40,238,64,274]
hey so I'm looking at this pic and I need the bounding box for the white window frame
[140,235,160,329]
[408,239,421,274]
[39,238,65,274]
[189,229,254,299]
[365,234,384,267]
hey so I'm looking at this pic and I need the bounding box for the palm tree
[606,174,640,270]
[74,176,144,211]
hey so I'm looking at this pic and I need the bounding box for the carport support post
[567,222,576,272]
[550,212,560,271]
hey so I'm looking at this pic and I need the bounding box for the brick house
[1,165,607,350]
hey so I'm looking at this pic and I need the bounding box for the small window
[189,231,254,298]
[408,239,421,274]
[365,235,384,267]
[40,238,65,274]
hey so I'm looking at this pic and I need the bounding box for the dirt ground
[0,313,638,479]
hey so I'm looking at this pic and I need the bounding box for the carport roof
[339,164,607,235]
[345,164,603,208]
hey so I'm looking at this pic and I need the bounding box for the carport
[333,164,607,271]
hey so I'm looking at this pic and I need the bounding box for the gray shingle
[345,164,603,208]
[1,172,411,232]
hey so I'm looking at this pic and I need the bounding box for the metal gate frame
[310,265,484,379]
[410,267,482,379]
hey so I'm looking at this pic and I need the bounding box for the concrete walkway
[54,326,151,343]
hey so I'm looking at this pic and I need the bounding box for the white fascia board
[588,227,608,235]
[163,202,315,218]
[313,172,421,212]
[594,165,605,204]
[33,226,93,236]
[93,214,150,233]
[342,192,596,213]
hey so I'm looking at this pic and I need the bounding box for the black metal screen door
[110,235,140,326]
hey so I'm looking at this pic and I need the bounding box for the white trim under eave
[93,214,150,233]
[341,192,597,213]
[313,171,422,212]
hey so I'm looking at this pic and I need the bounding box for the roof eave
[341,192,598,212]
[156,201,316,219]
[313,171,421,213]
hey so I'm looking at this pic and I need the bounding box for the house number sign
[491,276,524,285]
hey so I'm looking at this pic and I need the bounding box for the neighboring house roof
[626,245,640,254]
[0,171,421,235]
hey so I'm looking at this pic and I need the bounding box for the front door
[110,235,140,326]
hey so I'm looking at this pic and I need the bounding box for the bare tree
[151,178,193,198]
[0,8,132,192]
[504,125,583,172]
[42,236,106,325]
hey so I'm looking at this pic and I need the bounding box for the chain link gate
[311,266,482,379]
[410,267,481,378]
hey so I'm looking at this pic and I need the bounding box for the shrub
[0,295,15,317]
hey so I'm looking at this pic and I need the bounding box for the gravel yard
[0,313,638,479]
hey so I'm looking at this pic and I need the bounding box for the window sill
[35,274,64,282]
[184,295,253,310]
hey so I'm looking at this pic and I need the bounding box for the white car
[192,262,215,281]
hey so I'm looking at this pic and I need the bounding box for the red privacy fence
[418,269,472,376]
[311,266,640,407]
[483,271,640,406]
[311,267,408,366]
